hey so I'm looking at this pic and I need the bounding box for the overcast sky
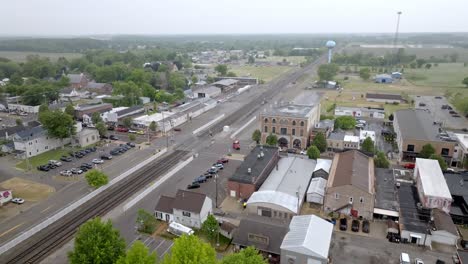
[2,0,467,36]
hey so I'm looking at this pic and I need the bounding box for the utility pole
[215,173,218,208]
[161,111,168,148]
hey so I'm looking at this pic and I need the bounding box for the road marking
[40,206,52,213]
[230,116,256,139]
[0,223,24,238]
[192,114,225,134]
[127,237,140,248]
[153,240,165,252]
[160,241,174,257]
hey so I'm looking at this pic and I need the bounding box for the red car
[403,163,415,169]
[217,158,229,164]
[116,127,129,132]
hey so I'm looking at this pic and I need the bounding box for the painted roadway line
[40,205,52,213]
[192,114,225,135]
[160,241,174,257]
[0,223,24,238]
[0,148,168,255]
[230,116,256,139]
[122,156,194,212]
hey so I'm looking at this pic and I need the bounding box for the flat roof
[280,215,333,260]
[264,104,315,118]
[344,135,360,143]
[229,146,278,184]
[75,103,113,111]
[398,182,430,233]
[374,168,399,212]
[314,159,332,174]
[444,172,468,196]
[335,106,385,112]
[416,158,452,200]
[394,109,443,142]
[455,133,468,149]
[328,132,345,140]
[247,156,316,213]
[193,86,221,95]
[292,91,321,106]
[213,78,238,86]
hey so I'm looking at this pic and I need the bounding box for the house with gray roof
[393,109,456,164]
[13,126,70,158]
[66,73,88,89]
[154,189,212,229]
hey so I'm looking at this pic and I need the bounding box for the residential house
[311,119,334,139]
[74,103,113,120]
[374,74,394,83]
[67,73,89,89]
[74,126,99,147]
[232,216,289,263]
[154,190,213,229]
[323,150,375,220]
[14,126,70,158]
[86,82,113,95]
[228,146,279,199]
[373,169,400,219]
[431,209,459,246]
[280,215,333,264]
[414,158,452,213]
[394,109,456,164]
[219,221,236,239]
[366,93,404,104]
[7,104,40,114]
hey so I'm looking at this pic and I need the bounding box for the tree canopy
[429,154,448,171]
[252,129,261,144]
[117,241,157,264]
[68,217,126,264]
[40,110,75,142]
[149,121,157,132]
[359,67,371,80]
[96,122,107,137]
[463,77,468,88]
[312,132,327,152]
[361,137,375,153]
[201,215,219,244]
[419,144,435,159]
[374,151,390,168]
[85,169,109,188]
[334,116,356,130]
[317,63,339,81]
[65,104,75,117]
[215,64,228,76]
[265,134,278,146]
[136,209,158,234]
[92,111,103,125]
[221,247,267,264]
[306,145,320,159]
[162,235,216,264]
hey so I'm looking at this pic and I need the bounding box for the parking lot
[129,235,174,260]
[354,119,396,157]
[414,95,468,130]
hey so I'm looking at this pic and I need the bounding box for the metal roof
[415,158,452,200]
[229,146,278,184]
[306,177,327,197]
[394,109,442,141]
[213,79,238,86]
[247,156,316,213]
[280,215,333,260]
[314,159,332,174]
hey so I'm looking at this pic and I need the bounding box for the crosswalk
[129,235,174,259]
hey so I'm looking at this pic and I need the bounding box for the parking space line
[160,241,174,257]
[153,240,165,252]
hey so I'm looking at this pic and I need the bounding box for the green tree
[334,116,356,130]
[312,132,327,153]
[123,117,133,128]
[15,118,23,126]
[248,56,255,64]
[416,59,426,68]
[68,217,125,264]
[9,72,23,85]
[252,129,261,144]
[113,81,142,106]
[149,121,157,132]
[38,104,50,123]
[359,67,371,80]
[65,104,75,117]
[191,75,198,85]
[419,144,435,159]
[127,69,152,85]
[462,77,468,88]
[92,112,103,125]
[221,246,267,264]
[226,71,237,77]
[361,137,374,153]
[117,241,157,264]
[214,64,228,76]
[174,88,185,100]
[425,63,432,70]
[96,122,107,137]
[85,169,109,188]
[317,63,339,81]
[129,134,136,141]
[201,214,219,243]
[374,151,390,168]
[265,134,278,146]
[136,209,158,234]
[168,72,186,91]
[162,235,216,264]
[306,145,320,159]
[429,154,448,171]
[40,110,75,146]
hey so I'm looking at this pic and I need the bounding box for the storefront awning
[374,208,399,217]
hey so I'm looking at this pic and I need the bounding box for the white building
[8,104,40,114]
[306,177,327,204]
[154,189,213,229]
[14,126,70,158]
[359,130,376,143]
[246,156,317,218]
[455,133,468,167]
[280,215,333,264]
[193,86,221,98]
[344,135,360,149]
[414,158,452,213]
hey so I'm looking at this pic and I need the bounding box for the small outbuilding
[431,209,459,246]
[374,74,394,84]
[306,177,327,204]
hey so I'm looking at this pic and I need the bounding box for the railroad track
[1,150,189,264]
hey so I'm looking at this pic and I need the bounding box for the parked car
[174,128,181,132]
[418,103,426,107]
[213,163,224,170]
[48,164,58,169]
[217,158,229,164]
[101,154,113,160]
[362,220,370,233]
[128,129,137,133]
[60,156,72,162]
[81,163,93,169]
[116,127,129,132]
[70,168,83,174]
[79,166,89,172]
[11,198,25,204]
[339,218,347,231]
[120,144,131,150]
[92,158,104,164]
[88,146,97,152]
[203,172,213,179]
[48,160,62,167]
[110,150,121,156]
[127,142,136,148]
[110,135,119,140]
[60,170,72,177]
[351,219,360,232]
[136,130,145,135]
[414,258,424,264]
[37,165,50,171]
[403,163,415,169]
[400,253,410,264]
[207,167,218,174]
[187,183,201,189]
[193,175,207,184]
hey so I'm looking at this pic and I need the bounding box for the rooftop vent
[248,168,251,174]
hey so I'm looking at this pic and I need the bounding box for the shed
[432,209,459,246]
[374,74,394,84]
[307,177,327,204]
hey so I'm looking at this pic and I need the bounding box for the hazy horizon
[1,0,468,36]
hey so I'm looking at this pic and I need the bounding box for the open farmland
[405,63,468,87]
[230,65,294,82]
[0,51,82,62]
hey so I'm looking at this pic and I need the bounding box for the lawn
[260,56,306,65]
[230,65,293,82]
[16,147,75,171]
[343,46,468,62]
[0,177,55,201]
[405,63,468,88]
[0,51,82,62]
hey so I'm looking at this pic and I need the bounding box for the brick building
[227,146,279,200]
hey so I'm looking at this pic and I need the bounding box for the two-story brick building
[394,109,456,165]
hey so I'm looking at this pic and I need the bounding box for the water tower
[326,40,336,63]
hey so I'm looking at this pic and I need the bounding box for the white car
[60,170,72,177]
[300,150,307,155]
[92,158,104,164]
[128,130,137,133]
[11,198,25,204]
[414,258,424,264]
[49,160,62,167]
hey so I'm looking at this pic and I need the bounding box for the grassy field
[16,148,72,171]
[260,56,306,64]
[0,177,54,201]
[0,51,82,62]
[230,65,293,82]
[343,46,468,62]
[405,63,468,88]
